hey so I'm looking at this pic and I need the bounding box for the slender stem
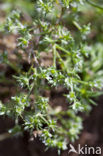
[27,81,35,100]
[75,79,88,85]
[72,79,89,85]
[55,44,71,55]
[53,44,56,68]
[40,115,49,125]
[56,51,66,70]
[86,0,103,10]
[73,21,81,31]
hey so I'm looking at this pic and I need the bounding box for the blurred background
[0,0,103,156]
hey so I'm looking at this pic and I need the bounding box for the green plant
[0,0,103,154]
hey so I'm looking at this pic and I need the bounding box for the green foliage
[0,0,103,154]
